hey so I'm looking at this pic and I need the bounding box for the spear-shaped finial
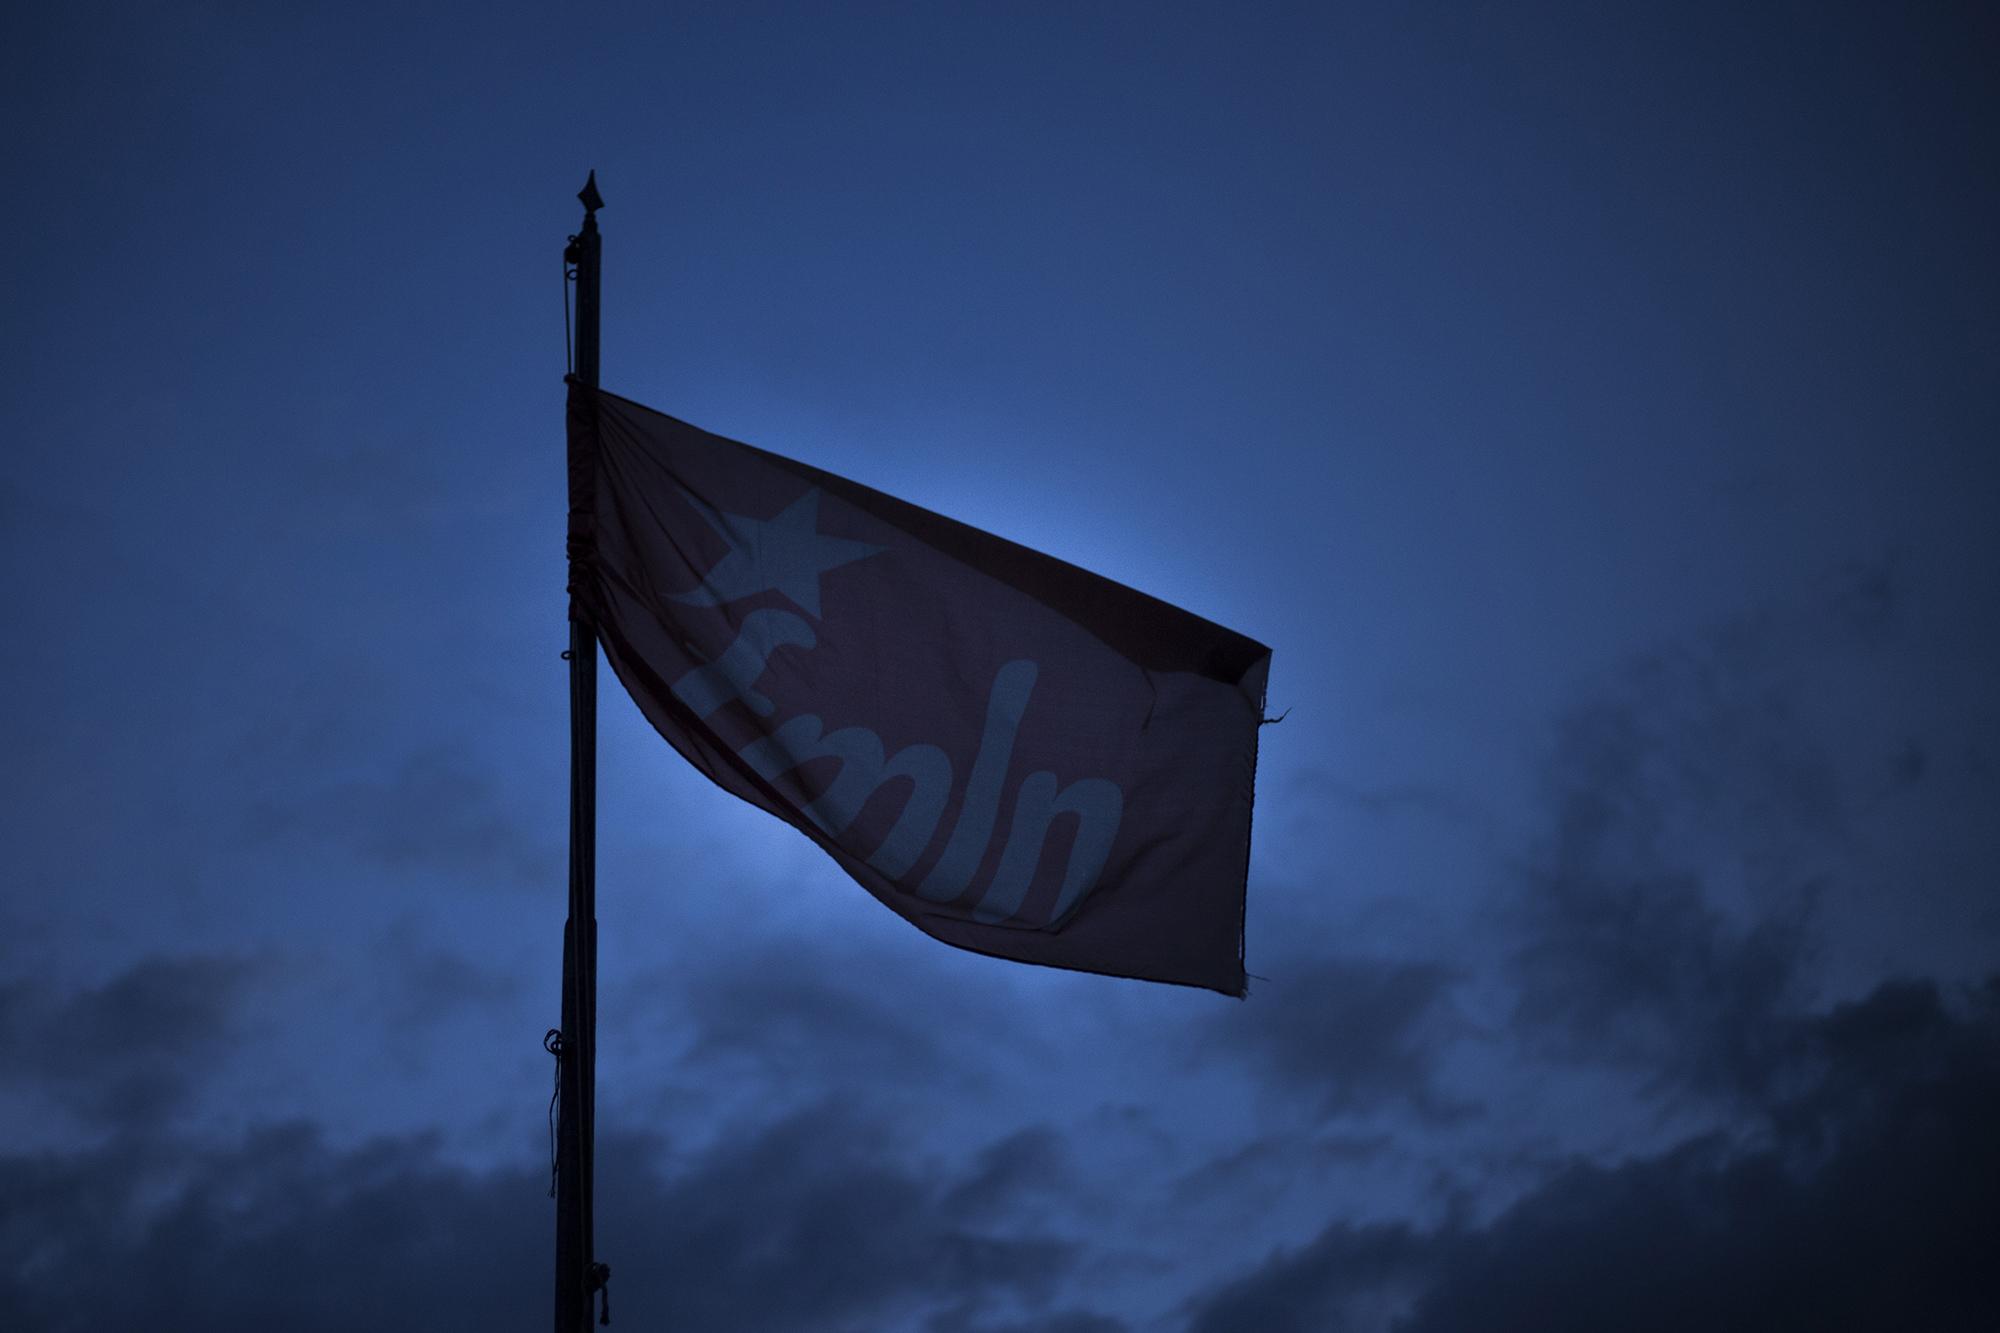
[578,170,604,214]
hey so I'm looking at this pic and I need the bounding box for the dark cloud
[248,745,560,893]
[1185,975,2000,1333]
[1172,1132,1395,1209]
[0,1121,540,1332]
[1185,1219,1435,1333]
[1504,587,1871,1100]
[927,1309,1128,1333]
[0,954,255,1130]
[1820,550,1905,648]
[1283,769,1491,830]
[0,1103,1093,1332]
[679,963,950,1085]
[642,1106,1076,1331]
[1207,956,1469,1120]
[650,936,1002,1097]
[1511,854,1813,1102]
[943,1127,1070,1219]
[373,930,526,1025]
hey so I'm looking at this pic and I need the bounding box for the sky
[2,2,1997,1329]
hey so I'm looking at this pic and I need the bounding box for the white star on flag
[670,486,883,618]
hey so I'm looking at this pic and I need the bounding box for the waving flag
[568,382,1271,994]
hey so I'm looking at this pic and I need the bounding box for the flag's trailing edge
[567,381,1271,996]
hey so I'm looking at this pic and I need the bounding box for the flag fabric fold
[567,381,1271,995]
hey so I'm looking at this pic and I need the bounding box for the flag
[567,382,1271,995]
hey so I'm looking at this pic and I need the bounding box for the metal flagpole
[556,170,608,1331]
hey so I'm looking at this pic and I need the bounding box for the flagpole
[557,170,607,1332]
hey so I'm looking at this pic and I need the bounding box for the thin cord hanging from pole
[544,1028,563,1198]
[563,253,575,376]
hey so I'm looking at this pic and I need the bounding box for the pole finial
[579,171,604,214]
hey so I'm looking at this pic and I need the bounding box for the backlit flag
[568,383,1272,995]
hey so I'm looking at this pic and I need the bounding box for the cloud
[1510,852,1813,1102]
[0,1101,1096,1332]
[1184,1218,1435,1333]
[1184,974,2000,1333]
[674,950,959,1088]
[627,930,1042,1112]
[247,744,560,893]
[1502,585,1872,1101]
[371,929,526,1025]
[0,954,256,1130]
[1205,956,1469,1120]
[0,1121,541,1332]
[1172,1131,1395,1210]
[943,1127,1071,1219]
[640,1105,1077,1331]
[927,1309,1129,1333]
[1281,769,1492,831]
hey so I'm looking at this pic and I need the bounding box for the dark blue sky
[3,3,1997,1329]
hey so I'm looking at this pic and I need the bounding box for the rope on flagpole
[564,253,576,376]
[544,1028,564,1198]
